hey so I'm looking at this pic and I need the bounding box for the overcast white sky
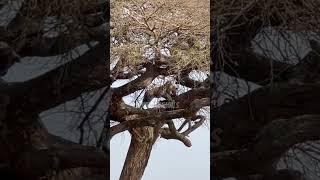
[2,42,210,180]
[4,24,320,180]
[4,2,317,179]
[111,124,210,180]
[110,74,210,180]
[4,28,314,180]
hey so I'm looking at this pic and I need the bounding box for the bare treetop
[110,0,209,179]
[111,0,209,77]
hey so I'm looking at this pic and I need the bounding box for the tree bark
[119,127,157,180]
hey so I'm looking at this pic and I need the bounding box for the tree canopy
[110,0,209,179]
[212,0,320,179]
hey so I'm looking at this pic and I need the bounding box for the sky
[5,28,312,180]
[111,125,210,180]
[110,76,210,180]
[110,1,210,179]
[2,43,210,180]
[2,2,318,179]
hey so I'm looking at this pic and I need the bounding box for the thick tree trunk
[119,127,157,180]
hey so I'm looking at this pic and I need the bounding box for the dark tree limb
[211,0,292,85]
[112,63,160,98]
[109,97,208,143]
[78,87,110,144]
[17,23,108,57]
[14,145,107,178]
[159,115,206,147]
[213,83,320,152]
[220,50,293,86]
[174,87,209,109]
[160,120,192,147]
[1,0,108,57]
[181,115,206,136]
[213,114,320,178]
[220,39,320,86]
[6,41,108,114]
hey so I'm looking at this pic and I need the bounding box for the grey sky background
[4,2,318,179]
[110,75,210,180]
[109,1,210,179]
[215,30,316,180]
[111,125,210,180]
[2,43,210,180]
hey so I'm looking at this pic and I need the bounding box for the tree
[110,0,209,179]
[212,0,320,179]
[0,0,109,179]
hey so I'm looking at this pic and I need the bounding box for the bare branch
[15,146,107,177]
[112,64,160,98]
[181,115,206,136]
[214,82,320,152]
[159,121,192,147]
[8,41,108,113]
[213,114,320,178]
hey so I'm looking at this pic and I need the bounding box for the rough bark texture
[109,1,210,179]
[119,127,157,180]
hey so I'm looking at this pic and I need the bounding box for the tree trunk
[119,127,157,180]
